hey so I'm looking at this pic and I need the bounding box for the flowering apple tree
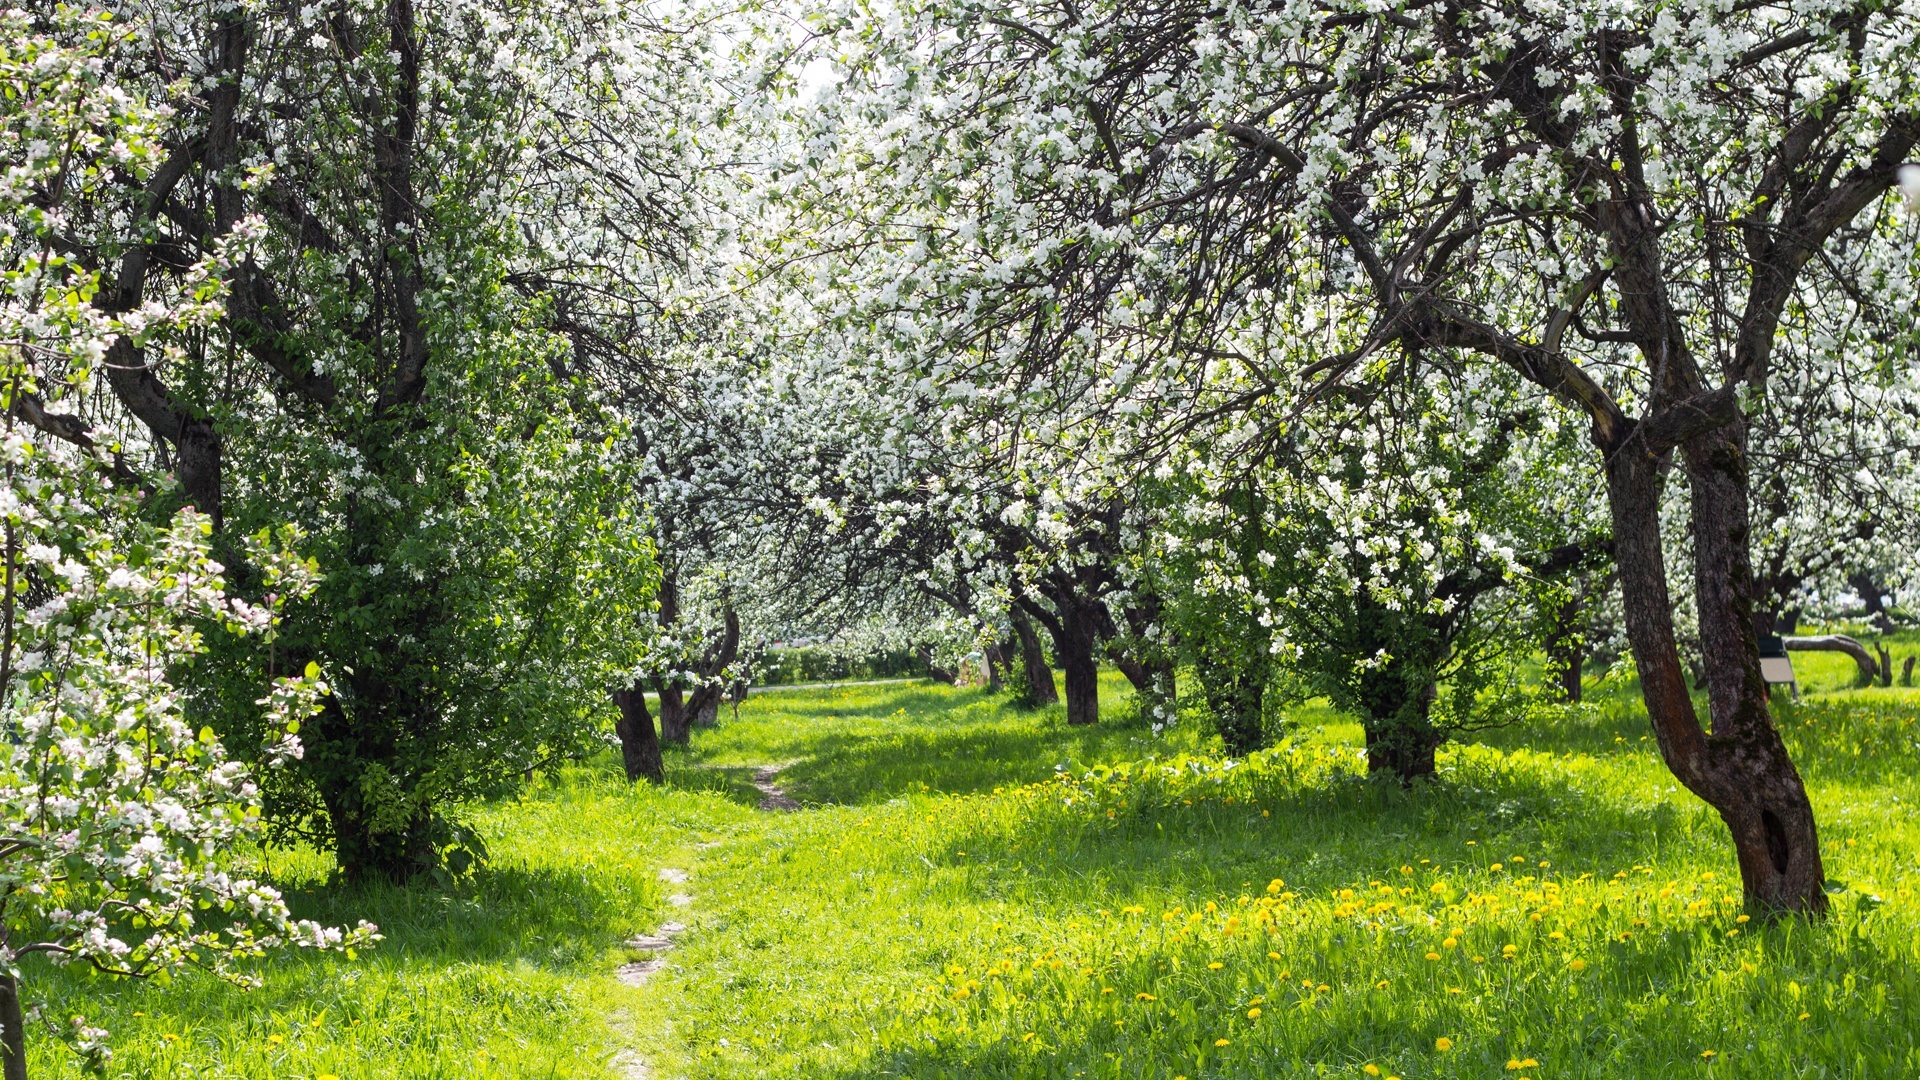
[0,12,375,1076]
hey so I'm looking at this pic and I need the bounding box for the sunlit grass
[642,676,1920,1079]
[23,669,1920,1078]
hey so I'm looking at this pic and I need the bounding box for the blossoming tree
[0,13,373,1076]
[795,0,1920,910]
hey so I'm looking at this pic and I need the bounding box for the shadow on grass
[740,683,1004,722]
[666,761,774,809]
[269,862,641,970]
[722,745,1916,1080]
[778,715,1169,806]
[931,754,1712,911]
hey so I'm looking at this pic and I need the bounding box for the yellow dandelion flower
[1522,1059,1539,1067]
[1136,992,1156,1001]
[1268,952,1283,961]
[267,1035,284,1046]
[1507,1060,1524,1070]
[1491,863,1504,872]
[1435,1037,1454,1051]
[1376,979,1390,989]
[1569,959,1587,972]
[1735,914,1750,923]
[1208,962,1224,970]
[1215,1038,1231,1047]
[1797,1012,1810,1020]
[1442,937,1458,949]
[1425,951,1442,961]
[1700,1049,1717,1059]
[1247,1007,1262,1018]
[1364,1066,1382,1076]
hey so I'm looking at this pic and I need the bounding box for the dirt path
[752,763,800,811]
[614,770,799,1073]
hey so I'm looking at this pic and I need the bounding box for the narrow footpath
[612,763,802,1077]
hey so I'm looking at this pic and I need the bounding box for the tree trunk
[916,645,959,685]
[1544,596,1585,703]
[690,607,740,728]
[1114,649,1177,722]
[655,679,689,745]
[983,642,1007,691]
[1051,603,1100,726]
[688,690,722,727]
[328,798,435,884]
[1849,571,1895,634]
[612,683,664,784]
[0,970,25,1080]
[1009,614,1057,706]
[1358,672,1443,782]
[1604,423,1825,913]
[1364,714,1441,781]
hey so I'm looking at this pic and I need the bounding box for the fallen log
[1782,634,1879,685]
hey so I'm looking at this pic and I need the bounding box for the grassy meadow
[23,644,1920,1079]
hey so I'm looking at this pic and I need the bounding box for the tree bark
[1113,648,1177,719]
[0,969,24,1080]
[1009,613,1057,706]
[983,642,1007,691]
[1544,596,1585,703]
[1363,707,1441,781]
[1049,602,1100,726]
[654,679,689,745]
[612,683,664,784]
[1781,634,1879,685]
[1603,421,1826,914]
[686,606,739,729]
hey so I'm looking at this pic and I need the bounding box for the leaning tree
[807,0,1920,909]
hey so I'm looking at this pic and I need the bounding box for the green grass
[23,669,1920,1078]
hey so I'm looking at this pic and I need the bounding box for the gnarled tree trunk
[612,683,664,784]
[0,970,25,1080]
[1009,612,1058,706]
[1112,601,1176,721]
[654,680,689,745]
[686,606,740,729]
[1605,420,1825,913]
